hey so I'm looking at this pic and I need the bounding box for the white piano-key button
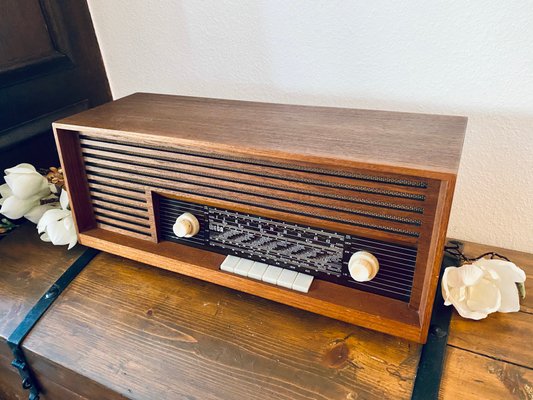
[248,262,269,280]
[220,255,241,273]
[262,265,284,284]
[233,258,255,276]
[292,273,314,293]
[277,269,298,289]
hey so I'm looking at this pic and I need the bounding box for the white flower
[24,202,60,224]
[4,163,50,199]
[442,258,526,320]
[0,163,52,221]
[0,183,12,205]
[0,192,42,219]
[37,190,77,249]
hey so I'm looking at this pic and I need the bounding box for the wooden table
[1,224,531,399]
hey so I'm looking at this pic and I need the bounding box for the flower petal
[46,219,71,245]
[65,215,78,249]
[446,286,491,320]
[475,259,526,283]
[37,208,70,233]
[5,172,50,200]
[475,259,526,313]
[24,204,60,224]
[0,183,12,199]
[5,163,36,174]
[442,267,454,304]
[40,232,51,242]
[443,267,465,288]
[0,196,39,219]
[60,189,70,210]
[456,264,484,286]
[497,281,521,313]
[465,279,501,314]
[63,214,74,230]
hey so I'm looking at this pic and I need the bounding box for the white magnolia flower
[442,258,526,320]
[1,193,43,220]
[0,183,12,204]
[24,202,60,224]
[0,163,52,221]
[37,190,77,249]
[4,163,50,199]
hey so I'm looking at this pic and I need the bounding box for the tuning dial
[172,212,200,238]
[348,251,379,282]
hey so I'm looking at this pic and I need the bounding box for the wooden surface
[0,224,421,399]
[0,225,85,339]
[55,93,466,175]
[0,224,85,400]
[0,225,532,399]
[440,241,533,399]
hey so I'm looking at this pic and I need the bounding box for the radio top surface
[55,93,466,176]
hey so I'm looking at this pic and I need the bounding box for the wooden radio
[53,93,466,343]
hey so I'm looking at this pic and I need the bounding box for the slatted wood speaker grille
[78,133,431,242]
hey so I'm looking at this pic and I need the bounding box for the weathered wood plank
[449,312,533,370]
[0,223,85,399]
[440,347,533,400]
[0,224,85,339]
[24,252,421,399]
[0,351,89,400]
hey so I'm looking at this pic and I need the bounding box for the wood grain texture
[0,0,111,172]
[0,351,89,400]
[55,93,467,176]
[0,350,26,399]
[54,128,97,232]
[449,312,533,369]
[23,251,421,400]
[0,224,85,399]
[0,0,56,66]
[440,347,533,400]
[0,224,85,339]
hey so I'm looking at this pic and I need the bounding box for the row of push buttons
[220,255,314,293]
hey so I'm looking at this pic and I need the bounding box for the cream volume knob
[172,212,200,238]
[348,251,379,282]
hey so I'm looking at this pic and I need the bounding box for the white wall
[87,0,533,252]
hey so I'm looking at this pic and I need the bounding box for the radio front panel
[157,196,417,302]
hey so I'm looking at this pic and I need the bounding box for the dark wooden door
[0,0,111,172]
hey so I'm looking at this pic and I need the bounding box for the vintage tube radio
[53,93,466,343]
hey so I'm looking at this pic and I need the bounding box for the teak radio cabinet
[53,93,467,343]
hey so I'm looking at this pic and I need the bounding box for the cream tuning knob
[172,212,200,238]
[348,251,379,282]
